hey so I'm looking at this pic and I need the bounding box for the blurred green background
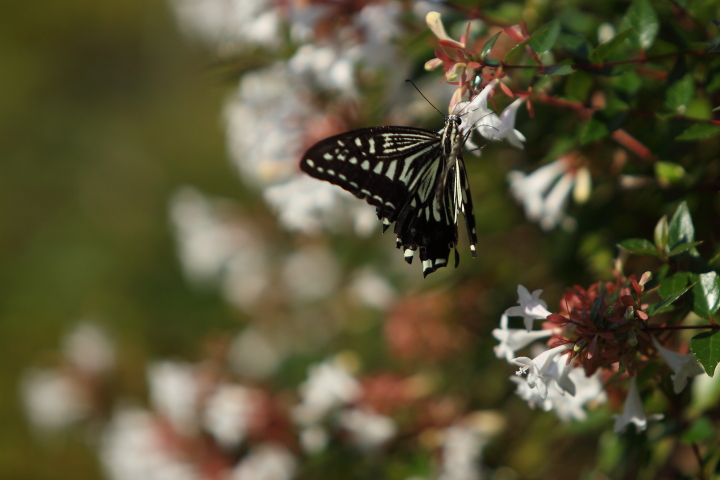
[1,1,244,477]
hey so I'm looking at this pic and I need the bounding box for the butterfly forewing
[300,117,477,277]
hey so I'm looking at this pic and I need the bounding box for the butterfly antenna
[405,79,445,119]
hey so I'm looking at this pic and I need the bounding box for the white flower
[169,187,270,311]
[228,328,282,380]
[347,267,396,310]
[512,366,607,422]
[299,425,328,454]
[339,408,397,450]
[507,159,587,231]
[492,314,553,362]
[203,384,257,450]
[100,407,200,480]
[147,361,198,436]
[653,337,705,394]
[550,368,607,422]
[62,322,115,375]
[169,0,280,51]
[512,344,572,399]
[231,443,297,480]
[20,368,89,432]
[613,377,648,433]
[281,246,340,302]
[505,285,552,331]
[456,80,500,139]
[292,361,362,425]
[437,413,504,480]
[492,98,526,149]
[288,45,357,95]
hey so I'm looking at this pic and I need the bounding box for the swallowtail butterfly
[300,115,477,277]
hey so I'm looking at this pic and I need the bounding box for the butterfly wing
[300,126,441,224]
[300,124,475,277]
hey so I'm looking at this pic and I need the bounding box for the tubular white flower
[292,361,362,425]
[539,171,576,232]
[492,98,526,149]
[512,344,572,399]
[613,377,648,433]
[146,361,199,437]
[652,337,706,394]
[456,80,500,137]
[505,285,553,331]
[492,314,553,362]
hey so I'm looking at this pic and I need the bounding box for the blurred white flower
[62,322,115,375]
[549,368,607,422]
[338,408,397,450]
[231,443,297,480]
[347,267,396,310]
[203,384,257,450]
[597,22,616,44]
[289,45,357,95]
[299,425,329,454]
[21,368,89,432]
[225,64,320,187]
[437,413,503,480]
[293,361,362,425]
[492,314,553,362]
[170,0,280,51]
[100,406,200,480]
[613,377,648,433]
[228,328,282,380]
[281,246,340,302]
[505,285,552,331]
[169,187,269,311]
[147,361,199,436]
[508,159,590,231]
[652,337,705,394]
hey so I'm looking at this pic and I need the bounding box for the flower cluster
[21,324,507,480]
[496,279,707,432]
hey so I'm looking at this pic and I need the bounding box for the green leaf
[540,64,574,76]
[666,74,695,114]
[621,0,659,50]
[618,238,659,256]
[654,215,669,252]
[580,118,609,144]
[529,20,561,55]
[654,161,686,185]
[566,71,593,102]
[647,282,694,317]
[668,241,703,257]
[680,417,716,443]
[505,38,531,62]
[659,272,689,300]
[614,70,642,95]
[589,27,635,63]
[668,201,695,250]
[690,330,720,377]
[480,32,502,59]
[691,272,720,318]
[676,123,720,140]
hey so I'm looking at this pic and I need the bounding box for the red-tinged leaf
[586,336,598,359]
[499,82,514,98]
[436,51,453,63]
[503,25,525,42]
[467,62,480,69]
[597,332,615,340]
[621,295,635,306]
[547,314,569,324]
[636,310,648,320]
[632,277,642,298]
[439,39,464,49]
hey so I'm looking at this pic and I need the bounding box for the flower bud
[639,271,652,286]
[625,306,635,321]
[628,328,638,346]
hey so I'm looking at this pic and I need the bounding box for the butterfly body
[300,115,477,277]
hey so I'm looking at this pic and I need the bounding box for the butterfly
[299,114,477,277]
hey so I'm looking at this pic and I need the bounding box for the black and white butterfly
[299,114,477,277]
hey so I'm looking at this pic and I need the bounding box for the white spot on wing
[339,174,347,181]
[355,138,362,146]
[368,138,375,153]
[327,169,335,175]
[323,153,333,160]
[435,258,446,266]
[349,157,358,164]
[306,159,315,167]
[361,160,370,170]
[373,162,383,174]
